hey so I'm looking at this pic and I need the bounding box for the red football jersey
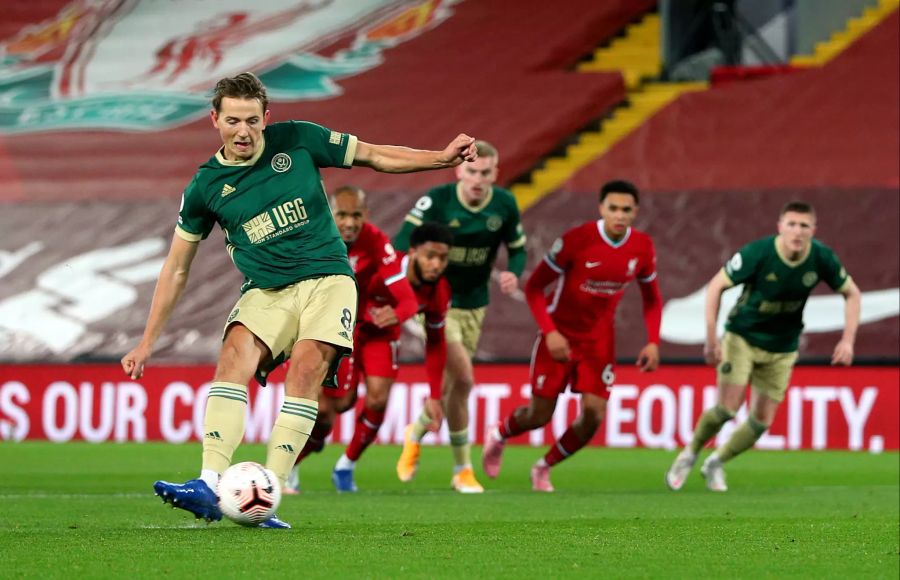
[366,255,451,339]
[541,220,657,341]
[406,255,452,329]
[348,222,407,331]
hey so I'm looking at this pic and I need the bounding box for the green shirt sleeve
[723,240,764,285]
[394,190,441,252]
[175,174,214,242]
[818,244,851,291]
[290,121,357,169]
[507,245,527,277]
[502,196,527,277]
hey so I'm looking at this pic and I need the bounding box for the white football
[218,462,281,526]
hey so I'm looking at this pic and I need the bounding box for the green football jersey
[394,183,527,309]
[722,235,850,352]
[176,121,357,292]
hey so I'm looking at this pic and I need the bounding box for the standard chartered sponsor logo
[243,198,309,244]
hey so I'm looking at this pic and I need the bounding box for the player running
[482,180,662,492]
[666,201,860,492]
[120,72,478,528]
[394,141,526,493]
[283,187,418,493]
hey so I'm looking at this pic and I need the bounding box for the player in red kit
[392,223,457,483]
[286,186,418,493]
[482,180,662,491]
[331,222,455,491]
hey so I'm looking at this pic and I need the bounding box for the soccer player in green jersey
[120,72,478,527]
[393,141,527,493]
[666,201,861,492]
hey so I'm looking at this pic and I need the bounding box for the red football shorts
[529,333,615,400]
[322,335,400,399]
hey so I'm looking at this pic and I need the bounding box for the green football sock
[716,416,768,462]
[201,382,248,475]
[689,404,735,455]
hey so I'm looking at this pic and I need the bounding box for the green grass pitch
[1,442,897,579]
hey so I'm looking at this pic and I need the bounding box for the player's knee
[580,401,607,430]
[286,358,329,398]
[365,393,389,412]
[217,338,258,379]
[450,374,474,397]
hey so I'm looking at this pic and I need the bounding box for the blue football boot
[259,514,292,529]
[331,468,358,493]
[153,478,222,522]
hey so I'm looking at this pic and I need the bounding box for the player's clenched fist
[121,344,151,380]
[438,134,477,167]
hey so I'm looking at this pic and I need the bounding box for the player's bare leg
[443,341,483,493]
[668,383,744,490]
[155,324,267,521]
[703,388,778,492]
[333,376,393,492]
[484,396,556,478]
[533,394,607,492]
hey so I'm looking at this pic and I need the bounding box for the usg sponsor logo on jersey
[0,0,461,134]
[243,198,309,244]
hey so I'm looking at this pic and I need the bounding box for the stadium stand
[0,0,654,362]
[0,1,896,364]
[481,9,899,362]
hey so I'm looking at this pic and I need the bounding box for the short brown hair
[474,140,498,159]
[211,72,268,113]
[780,201,815,217]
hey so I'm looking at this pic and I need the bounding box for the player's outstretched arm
[703,269,733,366]
[353,134,477,173]
[121,234,199,379]
[832,279,861,366]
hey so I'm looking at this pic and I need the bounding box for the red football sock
[294,422,331,465]
[345,406,385,462]
[543,428,588,467]
[498,411,526,439]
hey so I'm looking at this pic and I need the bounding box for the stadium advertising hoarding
[1,364,896,451]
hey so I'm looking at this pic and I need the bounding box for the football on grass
[218,462,281,526]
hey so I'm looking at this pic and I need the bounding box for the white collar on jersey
[215,136,266,166]
[597,220,631,248]
[400,254,410,275]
